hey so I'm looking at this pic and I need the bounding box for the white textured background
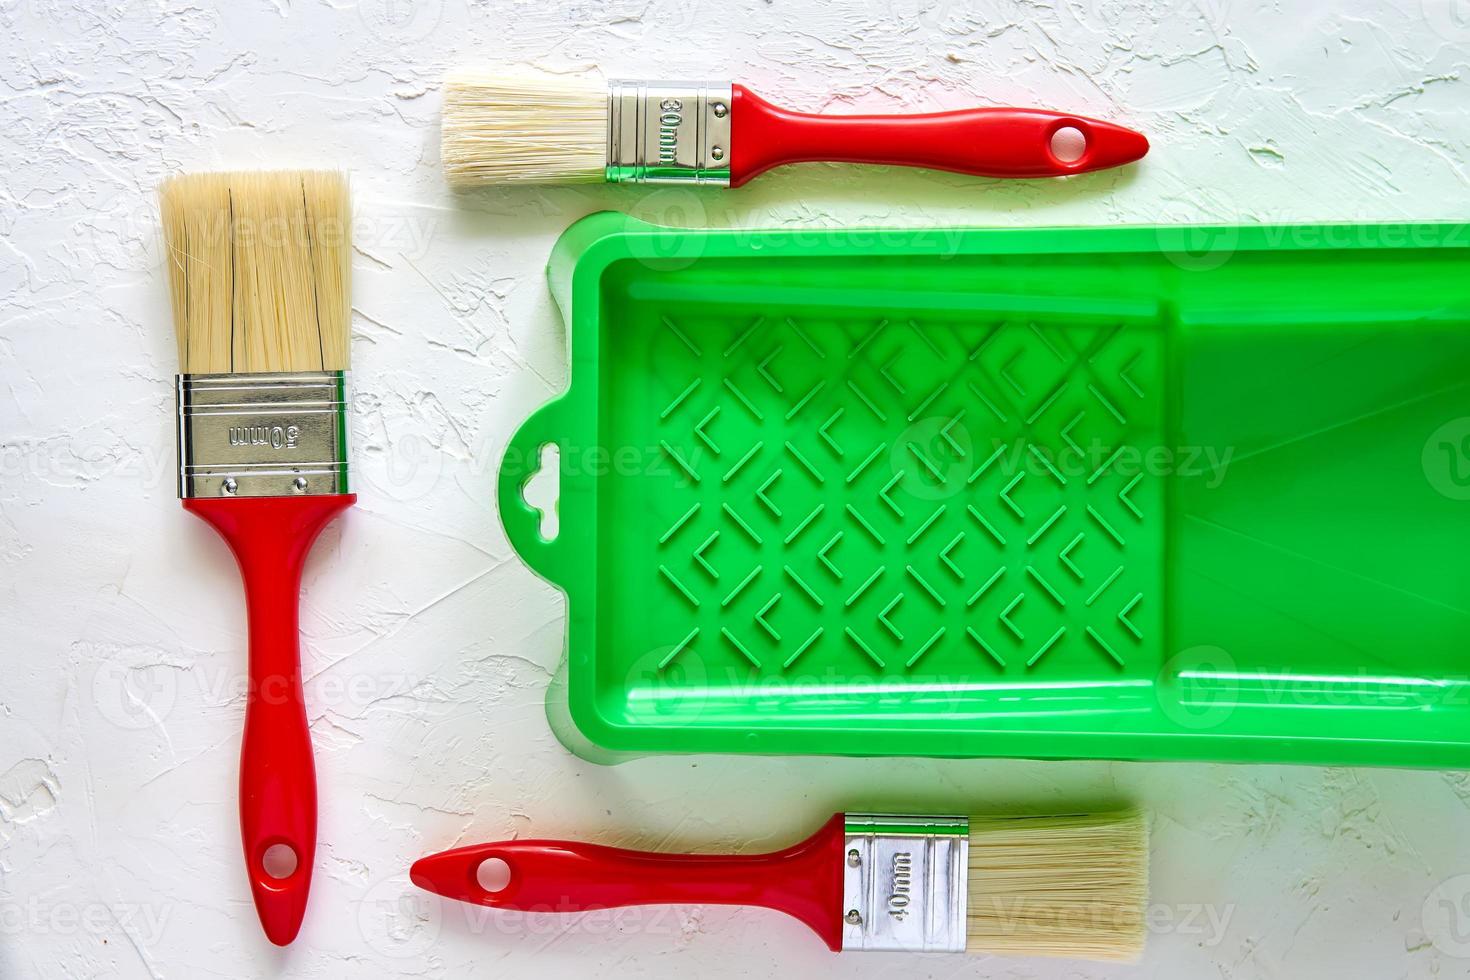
[3,1,1470,977]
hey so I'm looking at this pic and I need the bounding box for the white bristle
[966,810,1149,962]
[442,70,607,187]
[160,171,351,374]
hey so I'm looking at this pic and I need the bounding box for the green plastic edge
[843,814,970,837]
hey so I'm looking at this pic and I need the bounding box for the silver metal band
[606,80,733,186]
[840,813,969,953]
[176,372,350,499]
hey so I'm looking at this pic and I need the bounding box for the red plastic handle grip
[730,85,1149,186]
[409,814,847,951]
[185,493,354,946]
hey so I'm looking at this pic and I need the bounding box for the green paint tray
[501,213,1470,767]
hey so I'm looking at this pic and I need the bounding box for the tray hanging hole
[523,443,561,541]
[1050,126,1087,163]
[476,857,512,893]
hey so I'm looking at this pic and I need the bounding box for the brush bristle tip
[160,170,351,374]
[441,71,607,186]
[964,810,1149,962]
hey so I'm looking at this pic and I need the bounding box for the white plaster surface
[3,1,1470,977]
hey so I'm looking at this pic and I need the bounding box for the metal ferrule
[840,813,969,953]
[606,80,733,186]
[176,372,350,499]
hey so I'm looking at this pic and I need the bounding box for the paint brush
[411,810,1148,961]
[441,72,1148,188]
[160,170,354,945]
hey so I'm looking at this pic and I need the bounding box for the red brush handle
[409,814,847,951]
[730,85,1148,186]
[185,493,354,946]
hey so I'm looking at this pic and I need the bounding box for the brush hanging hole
[523,443,561,541]
[262,843,298,879]
[1050,126,1087,163]
[476,857,512,893]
